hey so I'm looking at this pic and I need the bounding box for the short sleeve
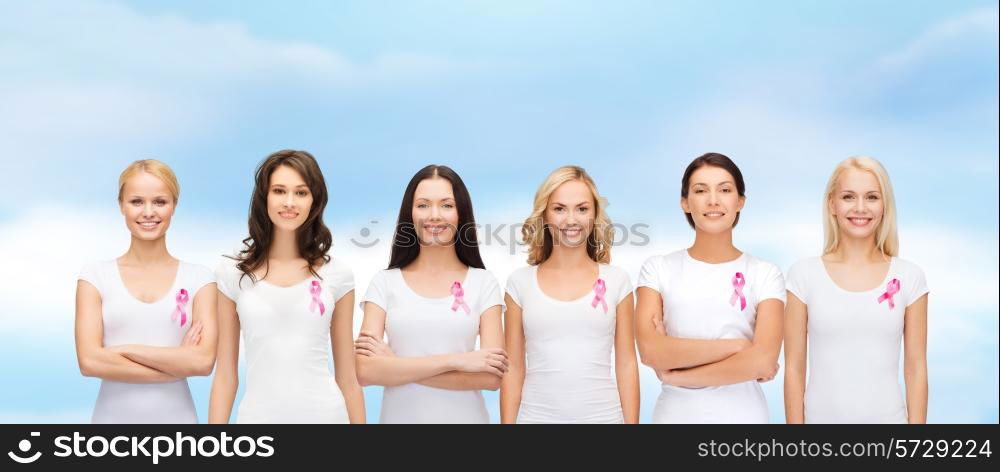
[78,261,104,296]
[187,263,216,297]
[904,263,929,307]
[755,261,787,305]
[360,270,389,312]
[476,270,505,316]
[504,269,524,308]
[636,256,662,293]
[784,259,809,305]
[323,259,355,303]
[215,258,244,303]
[612,266,633,305]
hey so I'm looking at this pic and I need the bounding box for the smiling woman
[209,150,365,424]
[634,153,786,424]
[74,159,218,424]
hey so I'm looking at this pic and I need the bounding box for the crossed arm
[354,301,508,391]
[75,280,218,383]
[635,287,782,388]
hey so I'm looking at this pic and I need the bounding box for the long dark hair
[229,150,332,286]
[681,152,746,229]
[388,165,485,270]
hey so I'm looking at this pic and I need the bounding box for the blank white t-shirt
[215,256,355,424]
[786,256,929,424]
[505,263,633,423]
[637,250,785,424]
[79,259,214,424]
[361,267,504,424]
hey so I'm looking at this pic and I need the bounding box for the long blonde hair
[117,159,180,203]
[822,156,898,257]
[522,166,614,265]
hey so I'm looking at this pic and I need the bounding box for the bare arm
[418,305,506,391]
[783,292,808,424]
[115,284,218,378]
[615,293,641,424]
[635,287,750,371]
[208,290,240,424]
[903,294,929,424]
[330,290,366,424]
[499,294,525,424]
[661,298,784,388]
[354,302,507,387]
[74,280,179,383]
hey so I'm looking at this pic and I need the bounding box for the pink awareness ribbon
[877,278,901,310]
[310,280,326,316]
[729,272,746,311]
[451,281,471,314]
[170,288,189,326]
[591,278,608,314]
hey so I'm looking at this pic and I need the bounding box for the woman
[75,159,217,424]
[500,165,639,423]
[784,156,928,424]
[635,152,784,423]
[209,150,365,423]
[353,164,507,424]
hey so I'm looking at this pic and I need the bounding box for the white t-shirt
[785,256,929,424]
[637,250,785,424]
[216,256,354,424]
[78,259,215,424]
[505,264,633,423]
[361,267,504,424]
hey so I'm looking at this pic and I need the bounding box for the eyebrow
[691,181,735,186]
[551,201,590,207]
[270,184,309,188]
[415,197,455,201]
[127,195,170,199]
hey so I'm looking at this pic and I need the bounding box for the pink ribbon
[451,281,471,314]
[591,278,608,314]
[170,288,189,326]
[729,272,746,311]
[310,280,326,316]
[877,278,900,310]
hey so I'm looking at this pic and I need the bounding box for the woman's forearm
[79,349,179,383]
[418,371,500,391]
[356,354,458,387]
[116,344,215,378]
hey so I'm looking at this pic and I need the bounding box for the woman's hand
[354,332,396,358]
[453,349,508,377]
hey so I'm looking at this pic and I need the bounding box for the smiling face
[267,164,313,233]
[681,165,745,234]
[412,176,459,246]
[120,171,176,241]
[544,179,595,249]
[829,167,884,242]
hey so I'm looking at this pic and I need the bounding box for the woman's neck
[122,235,172,265]
[408,243,466,273]
[688,229,741,263]
[269,228,301,262]
[542,239,594,269]
[828,233,884,264]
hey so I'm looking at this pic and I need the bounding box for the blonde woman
[75,160,217,423]
[500,166,639,424]
[784,157,928,424]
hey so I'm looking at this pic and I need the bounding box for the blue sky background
[0,0,996,423]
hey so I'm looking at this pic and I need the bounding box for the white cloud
[0,0,490,171]
[878,6,1000,71]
